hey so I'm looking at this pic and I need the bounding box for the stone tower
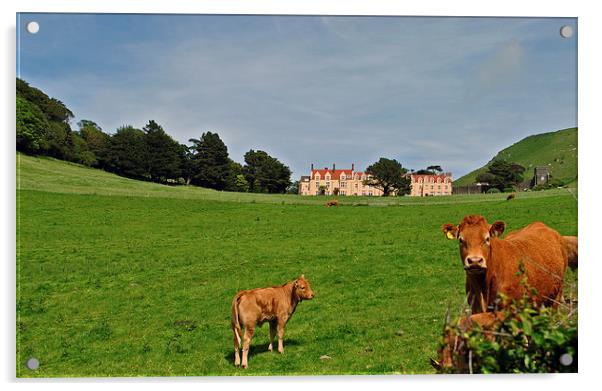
[534,166,550,186]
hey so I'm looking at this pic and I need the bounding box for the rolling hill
[454,127,578,187]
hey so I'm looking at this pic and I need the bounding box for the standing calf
[231,275,315,368]
[563,235,578,270]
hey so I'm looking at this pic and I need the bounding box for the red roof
[312,169,359,180]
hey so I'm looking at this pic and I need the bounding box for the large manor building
[299,164,453,197]
[299,164,384,196]
[409,173,453,196]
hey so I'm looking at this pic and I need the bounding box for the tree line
[16,78,292,194]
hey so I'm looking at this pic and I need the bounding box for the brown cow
[325,199,339,207]
[231,275,315,368]
[432,311,505,372]
[506,193,516,201]
[442,215,571,313]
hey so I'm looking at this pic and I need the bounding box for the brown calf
[442,215,571,313]
[563,235,578,270]
[325,199,339,207]
[506,193,515,201]
[231,275,315,368]
[432,312,505,372]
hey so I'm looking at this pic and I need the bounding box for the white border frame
[3,1,600,391]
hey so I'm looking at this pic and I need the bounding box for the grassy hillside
[454,127,577,186]
[16,154,578,377]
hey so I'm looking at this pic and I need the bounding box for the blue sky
[17,14,577,179]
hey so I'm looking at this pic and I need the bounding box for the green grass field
[16,153,578,377]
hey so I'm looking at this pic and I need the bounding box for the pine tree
[189,132,231,190]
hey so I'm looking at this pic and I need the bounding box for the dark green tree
[104,125,149,179]
[475,172,496,184]
[17,78,77,159]
[143,120,183,183]
[17,78,73,124]
[68,133,97,167]
[415,169,432,175]
[287,180,300,194]
[178,143,195,185]
[16,96,49,153]
[427,165,443,173]
[364,157,411,196]
[45,122,72,159]
[233,174,250,192]
[224,160,248,192]
[478,159,526,191]
[243,150,291,193]
[77,120,110,167]
[188,132,231,190]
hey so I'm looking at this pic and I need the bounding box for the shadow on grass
[223,339,302,364]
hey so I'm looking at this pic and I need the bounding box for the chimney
[311,163,314,171]
[332,163,336,171]
[352,163,355,171]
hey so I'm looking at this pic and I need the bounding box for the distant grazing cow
[325,199,339,207]
[231,275,315,368]
[506,193,515,201]
[432,312,505,372]
[442,215,571,313]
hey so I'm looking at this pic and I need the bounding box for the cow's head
[294,274,315,301]
[442,215,505,273]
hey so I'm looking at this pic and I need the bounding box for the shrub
[486,188,500,194]
[468,301,576,373]
[438,289,577,374]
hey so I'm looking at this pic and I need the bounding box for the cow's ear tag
[446,231,456,240]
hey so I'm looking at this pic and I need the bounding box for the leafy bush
[470,300,576,373]
[486,188,500,194]
[438,289,577,374]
